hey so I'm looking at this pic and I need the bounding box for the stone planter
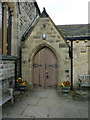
[61,87,70,93]
[16,85,26,91]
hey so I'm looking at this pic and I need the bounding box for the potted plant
[61,81,71,93]
[16,78,27,91]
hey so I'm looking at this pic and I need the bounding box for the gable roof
[21,8,50,42]
[57,24,90,40]
[21,8,65,42]
[21,15,39,41]
[34,2,41,15]
[21,8,90,42]
[40,7,49,18]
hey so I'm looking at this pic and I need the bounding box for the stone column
[88,40,90,74]
[2,3,8,55]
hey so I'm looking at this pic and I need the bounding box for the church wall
[88,40,90,74]
[22,17,71,85]
[73,40,88,83]
[11,2,39,57]
[0,2,2,54]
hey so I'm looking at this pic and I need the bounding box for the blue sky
[36,0,89,25]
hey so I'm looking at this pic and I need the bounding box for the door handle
[46,75,49,79]
[46,70,49,79]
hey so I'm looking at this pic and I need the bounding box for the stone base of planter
[16,85,26,91]
[61,87,70,93]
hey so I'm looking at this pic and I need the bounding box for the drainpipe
[15,59,17,88]
[70,40,73,90]
[19,48,22,78]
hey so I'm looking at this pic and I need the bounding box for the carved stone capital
[2,2,8,9]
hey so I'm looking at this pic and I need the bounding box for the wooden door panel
[46,48,57,87]
[33,48,45,87]
[39,48,45,87]
[33,47,57,88]
[33,53,40,85]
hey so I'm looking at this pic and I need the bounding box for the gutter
[21,15,39,41]
[65,36,90,40]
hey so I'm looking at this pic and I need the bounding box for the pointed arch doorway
[33,47,58,88]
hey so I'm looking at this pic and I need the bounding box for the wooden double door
[33,47,58,88]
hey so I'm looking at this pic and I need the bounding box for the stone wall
[11,2,39,57]
[22,17,71,85]
[0,58,16,90]
[73,40,88,83]
[0,2,2,54]
[88,40,90,74]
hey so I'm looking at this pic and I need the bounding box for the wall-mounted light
[85,39,88,43]
[42,34,46,40]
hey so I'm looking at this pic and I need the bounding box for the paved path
[2,87,88,118]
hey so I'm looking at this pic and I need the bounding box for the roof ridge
[57,24,88,26]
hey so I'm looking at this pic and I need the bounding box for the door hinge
[33,64,42,67]
[49,64,57,68]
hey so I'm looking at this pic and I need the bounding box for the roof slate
[57,24,90,38]
[21,12,90,42]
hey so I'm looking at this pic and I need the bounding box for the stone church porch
[0,1,90,119]
[2,87,88,119]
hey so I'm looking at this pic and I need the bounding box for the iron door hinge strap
[33,64,42,67]
[49,64,57,68]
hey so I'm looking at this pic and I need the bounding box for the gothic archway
[33,46,58,88]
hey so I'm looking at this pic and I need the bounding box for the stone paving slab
[2,87,89,119]
[48,106,79,118]
[37,99,61,107]
[22,105,50,118]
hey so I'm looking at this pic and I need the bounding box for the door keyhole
[46,70,49,79]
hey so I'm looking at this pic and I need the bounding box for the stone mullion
[2,3,8,55]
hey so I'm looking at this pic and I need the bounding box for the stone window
[2,3,13,55]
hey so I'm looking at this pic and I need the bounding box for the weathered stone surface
[22,14,70,85]
[11,2,39,57]
[2,88,88,118]
[73,41,88,83]
[56,40,60,42]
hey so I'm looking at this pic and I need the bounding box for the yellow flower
[61,82,65,87]
[20,82,26,86]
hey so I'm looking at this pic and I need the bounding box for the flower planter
[16,85,26,91]
[16,78,27,91]
[61,87,70,93]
